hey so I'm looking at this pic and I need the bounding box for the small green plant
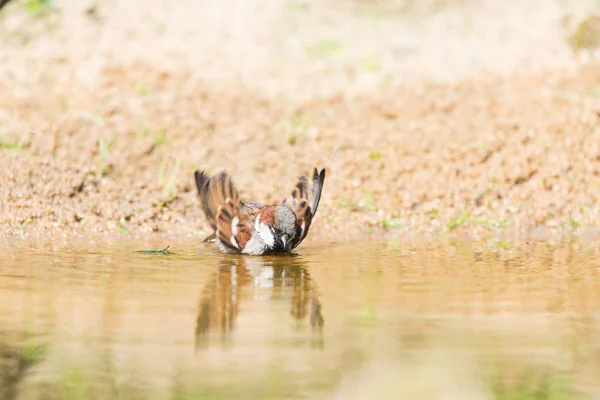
[96,137,115,176]
[358,55,380,72]
[25,0,52,17]
[163,167,178,199]
[569,219,580,230]
[462,18,474,33]
[336,199,355,209]
[58,100,68,112]
[356,6,391,21]
[473,217,497,231]
[154,129,167,146]
[499,216,512,228]
[157,155,168,186]
[88,113,105,127]
[445,212,468,232]
[309,39,343,59]
[360,191,378,211]
[117,221,128,234]
[133,82,149,96]
[132,126,167,145]
[286,1,309,12]
[0,136,25,151]
[22,341,47,362]
[381,219,406,229]
[368,151,381,160]
[489,239,512,250]
[472,216,511,231]
[158,156,181,207]
[289,109,309,128]
[276,109,310,141]
[133,126,150,139]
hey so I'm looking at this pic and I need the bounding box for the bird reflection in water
[195,255,324,350]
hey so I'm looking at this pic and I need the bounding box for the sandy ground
[2,0,600,243]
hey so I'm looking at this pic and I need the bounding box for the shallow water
[1,236,600,399]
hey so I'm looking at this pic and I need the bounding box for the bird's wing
[283,168,326,249]
[194,170,253,252]
[215,199,254,252]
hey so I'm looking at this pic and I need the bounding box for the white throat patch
[256,219,275,247]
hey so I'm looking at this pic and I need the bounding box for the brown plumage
[216,199,253,251]
[195,167,326,254]
[283,168,326,249]
[258,206,276,225]
[194,170,252,251]
[194,171,238,231]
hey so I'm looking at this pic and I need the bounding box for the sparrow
[194,167,326,255]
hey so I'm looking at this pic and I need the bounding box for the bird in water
[194,167,326,255]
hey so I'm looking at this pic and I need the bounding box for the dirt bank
[2,0,600,243]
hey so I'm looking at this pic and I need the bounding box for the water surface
[1,236,599,399]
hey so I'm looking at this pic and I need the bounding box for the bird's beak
[282,235,291,252]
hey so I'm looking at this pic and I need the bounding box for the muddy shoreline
[3,65,600,243]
